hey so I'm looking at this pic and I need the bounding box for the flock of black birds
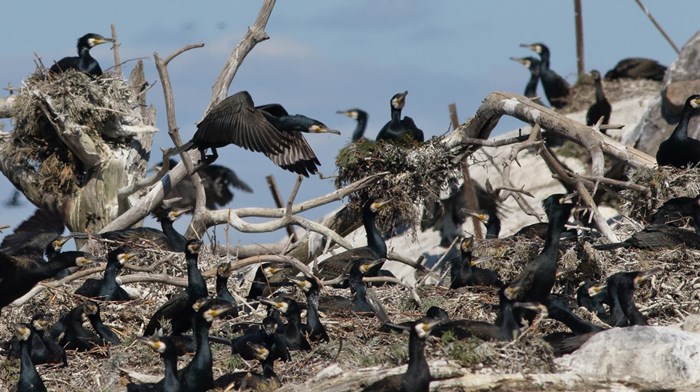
[1,32,700,391]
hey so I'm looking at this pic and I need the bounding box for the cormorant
[449,236,503,289]
[0,207,67,261]
[337,108,369,142]
[49,33,113,77]
[157,159,253,210]
[376,91,424,143]
[510,56,543,105]
[520,43,570,108]
[597,269,658,327]
[316,198,388,282]
[231,316,291,363]
[260,297,311,351]
[74,247,133,301]
[216,342,281,391]
[656,95,700,168]
[504,194,576,320]
[126,336,181,392]
[83,301,120,345]
[75,207,188,252]
[179,298,236,392]
[432,287,520,342]
[586,70,612,132]
[2,312,66,365]
[144,240,207,336]
[289,276,330,343]
[594,197,700,250]
[13,323,47,392]
[172,91,340,175]
[57,302,104,351]
[0,251,95,310]
[246,263,287,302]
[649,195,700,226]
[605,58,667,81]
[214,261,238,317]
[361,318,440,392]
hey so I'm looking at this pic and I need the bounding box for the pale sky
[1,1,698,246]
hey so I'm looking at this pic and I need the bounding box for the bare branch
[110,24,122,78]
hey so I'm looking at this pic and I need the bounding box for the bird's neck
[363,209,386,257]
[486,214,502,239]
[550,303,601,334]
[594,79,606,103]
[498,300,520,338]
[162,352,181,390]
[19,337,43,388]
[160,220,186,251]
[672,105,696,140]
[306,291,322,331]
[524,74,539,98]
[390,106,403,125]
[215,275,228,295]
[186,259,207,299]
[350,276,371,312]
[192,317,213,369]
[353,116,368,142]
[403,333,429,386]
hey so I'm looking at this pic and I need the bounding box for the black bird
[126,336,181,392]
[649,195,700,226]
[179,298,235,392]
[76,207,188,252]
[316,198,389,282]
[337,108,369,142]
[214,261,238,317]
[246,263,287,302]
[216,341,281,391]
[172,91,340,175]
[12,323,47,392]
[576,281,608,320]
[0,251,95,310]
[83,301,120,345]
[521,43,570,108]
[0,207,67,261]
[260,297,311,351]
[656,94,700,168]
[376,91,425,143]
[450,236,502,289]
[231,316,291,363]
[143,240,207,336]
[432,287,521,342]
[595,269,658,327]
[586,70,612,132]
[289,276,330,343]
[605,58,667,81]
[57,302,104,351]
[2,312,66,365]
[362,317,440,392]
[594,198,700,250]
[510,56,543,105]
[49,33,113,77]
[157,159,253,210]
[504,194,575,319]
[74,247,133,301]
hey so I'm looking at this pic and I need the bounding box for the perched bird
[649,195,700,226]
[0,251,95,310]
[0,207,68,261]
[594,198,700,250]
[143,240,207,336]
[57,302,104,351]
[521,43,570,108]
[605,58,667,81]
[246,263,287,302]
[126,336,181,392]
[656,95,700,168]
[376,91,424,143]
[1,312,66,365]
[337,108,369,142]
[361,317,441,392]
[586,70,612,132]
[592,269,658,327]
[504,194,576,321]
[289,276,330,343]
[316,198,389,282]
[449,236,502,289]
[157,159,253,210]
[49,33,113,77]
[179,298,236,392]
[83,301,120,345]
[260,297,311,351]
[172,91,340,175]
[74,247,133,301]
[75,207,188,252]
[432,288,521,342]
[214,261,238,317]
[231,316,291,363]
[216,341,281,391]
[510,56,543,105]
[12,323,47,392]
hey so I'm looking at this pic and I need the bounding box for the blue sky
[1,1,698,246]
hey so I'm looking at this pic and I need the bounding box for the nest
[10,70,134,195]
[335,138,458,235]
[620,166,700,222]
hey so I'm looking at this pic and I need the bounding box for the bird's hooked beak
[414,319,441,338]
[634,268,662,289]
[53,236,71,252]
[217,261,232,278]
[392,91,408,109]
[140,336,166,353]
[259,298,289,314]
[520,43,541,53]
[460,236,475,253]
[288,276,312,292]
[360,259,383,275]
[308,123,341,135]
[168,207,191,221]
[690,96,700,110]
[587,282,607,297]
[370,198,390,212]
[336,110,358,120]
[75,254,98,267]
[514,301,549,317]
[509,56,531,67]
[247,341,270,360]
[13,324,31,341]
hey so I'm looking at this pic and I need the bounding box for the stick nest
[10,70,134,194]
[335,138,458,235]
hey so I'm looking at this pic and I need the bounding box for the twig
[110,24,122,78]
[633,0,680,54]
